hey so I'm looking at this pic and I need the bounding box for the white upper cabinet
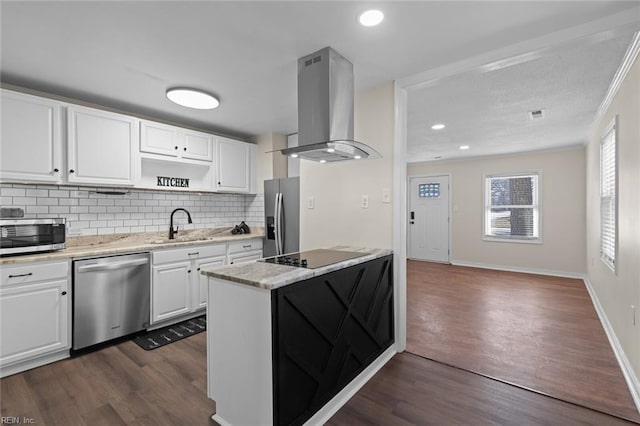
[67,105,138,186]
[216,137,256,193]
[0,89,64,183]
[183,130,213,161]
[140,120,213,162]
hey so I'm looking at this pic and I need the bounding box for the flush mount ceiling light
[320,159,327,163]
[166,88,219,110]
[431,123,445,130]
[290,154,299,158]
[459,145,470,150]
[354,155,362,160]
[359,10,384,27]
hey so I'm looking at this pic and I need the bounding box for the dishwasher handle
[77,258,149,273]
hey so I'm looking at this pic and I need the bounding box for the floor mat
[133,316,206,350]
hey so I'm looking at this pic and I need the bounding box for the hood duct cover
[281,47,381,162]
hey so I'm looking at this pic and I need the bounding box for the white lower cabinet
[151,243,226,325]
[151,261,191,323]
[0,260,71,378]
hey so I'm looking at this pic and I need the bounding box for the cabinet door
[67,105,137,185]
[152,261,191,323]
[194,256,226,310]
[183,130,213,162]
[140,120,180,157]
[0,90,63,183]
[216,137,250,193]
[0,279,69,366]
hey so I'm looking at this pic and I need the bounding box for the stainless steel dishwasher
[73,252,150,350]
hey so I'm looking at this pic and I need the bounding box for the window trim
[600,116,618,273]
[482,171,543,244]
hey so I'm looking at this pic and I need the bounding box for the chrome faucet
[169,208,193,239]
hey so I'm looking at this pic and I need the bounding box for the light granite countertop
[201,246,393,290]
[0,227,265,265]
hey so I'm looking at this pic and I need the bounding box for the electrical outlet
[382,189,391,203]
[307,196,314,209]
[67,222,83,236]
[361,195,369,209]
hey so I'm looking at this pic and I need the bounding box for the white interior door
[409,175,450,262]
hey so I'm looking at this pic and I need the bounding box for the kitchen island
[201,247,394,426]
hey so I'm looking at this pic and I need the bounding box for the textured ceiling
[1,1,638,147]
[406,29,637,162]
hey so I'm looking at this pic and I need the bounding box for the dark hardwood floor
[2,261,637,424]
[2,324,636,424]
[406,260,640,423]
[328,352,636,426]
[0,333,216,426]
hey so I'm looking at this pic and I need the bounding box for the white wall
[300,82,395,250]
[586,50,640,384]
[250,133,288,194]
[408,147,586,275]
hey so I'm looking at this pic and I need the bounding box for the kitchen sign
[157,176,190,188]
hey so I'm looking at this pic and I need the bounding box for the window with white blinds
[484,173,540,241]
[600,118,617,270]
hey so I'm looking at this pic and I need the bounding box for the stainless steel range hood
[281,47,381,162]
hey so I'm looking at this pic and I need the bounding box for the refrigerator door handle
[274,192,281,255]
[278,192,284,255]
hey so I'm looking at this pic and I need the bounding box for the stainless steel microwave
[0,218,66,256]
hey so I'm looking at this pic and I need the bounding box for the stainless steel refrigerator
[264,177,299,257]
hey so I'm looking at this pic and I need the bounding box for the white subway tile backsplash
[49,190,69,198]
[26,189,47,197]
[59,198,78,206]
[1,187,26,197]
[37,198,58,206]
[26,205,48,214]
[1,183,264,235]
[12,197,37,205]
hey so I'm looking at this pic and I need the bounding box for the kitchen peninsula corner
[201,247,394,426]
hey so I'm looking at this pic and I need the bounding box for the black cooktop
[259,249,366,269]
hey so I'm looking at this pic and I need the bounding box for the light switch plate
[361,195,369,208]
[382,189,391,203]
[307,196,314,209]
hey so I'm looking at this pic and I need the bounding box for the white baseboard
[583,276,640,414]
[450,260,584,279]
[303,345,397,426]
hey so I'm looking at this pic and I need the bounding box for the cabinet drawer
[1,261,69,287]
[153,243,226,265]
[228,239,263,255]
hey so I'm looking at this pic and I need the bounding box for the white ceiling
[406,28,637,162]
[1,1,639,160]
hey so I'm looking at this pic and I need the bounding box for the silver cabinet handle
[243,245,252,249]
[77,258,148,272]
[188,252,200,256]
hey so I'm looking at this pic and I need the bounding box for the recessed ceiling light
[290,154,298,158]
[327,148,335,153]
[459,145,470,150]
[320,159,327,163]
[359,10,384,27]
[354,155,362,160]
[431,124,445,130]
[166,88,219,110]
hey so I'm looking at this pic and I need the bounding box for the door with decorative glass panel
[409,175,450,262]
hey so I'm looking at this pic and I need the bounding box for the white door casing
[408,175,450,262]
